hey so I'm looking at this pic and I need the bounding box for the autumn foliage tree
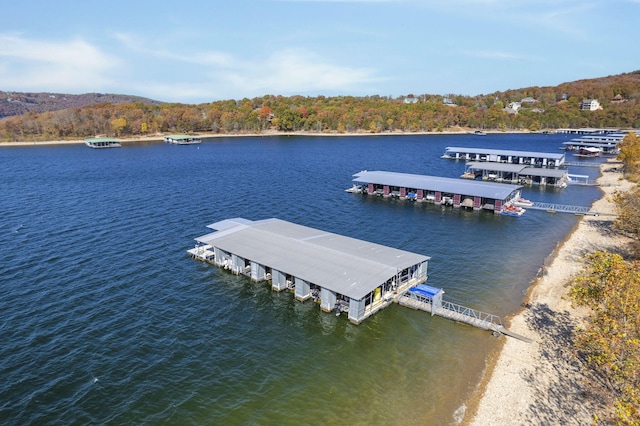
[569,251,640,425]
[618,131,640,180]
[1,71,639,142]
[612,187,640,258]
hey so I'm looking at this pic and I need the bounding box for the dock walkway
[527,202,597,215]
[397,293,532,342]
[563,162,602,168]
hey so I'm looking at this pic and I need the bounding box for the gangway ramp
[397,286,532,342]
[563,162,602,168]
[527,202,596,215]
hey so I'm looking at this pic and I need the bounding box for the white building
[580,99,601,111]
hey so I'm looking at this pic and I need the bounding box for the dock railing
[438,300,503,328]
[398,290,503,331]
[528,202,594,215]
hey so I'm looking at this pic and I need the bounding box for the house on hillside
[443,97,457,107]
[611,94,625,104]
[521,97,536,104]
[580,99,601,111]
[504,102,521,114]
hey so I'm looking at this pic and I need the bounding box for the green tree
[569,251,640,425]
[612,187,640,257]
[618,132,640,179]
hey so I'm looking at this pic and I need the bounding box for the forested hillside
[0,92,162,118]
[1,71,639,142]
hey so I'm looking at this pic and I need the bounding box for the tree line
[569,132,640,425]
[1,71,639,142]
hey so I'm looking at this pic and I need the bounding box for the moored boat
[574,147,601,158]
[513,197,533,207]
[500,205,526,216]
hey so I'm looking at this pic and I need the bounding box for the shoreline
[463,159,634,425]
[0,129,536,147]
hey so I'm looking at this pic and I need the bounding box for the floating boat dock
[562,135,623,155]
[163,134,202,144]
[442,147,565,168]
[556,128,621,134]
[349,170,524,215]
[189,218,430,325]
[462,162,568,187]
[84,137,121,149]
[188,218,527,339]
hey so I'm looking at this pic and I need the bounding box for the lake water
[0,133,603,425]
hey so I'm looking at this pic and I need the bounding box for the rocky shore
[464,160,634,425]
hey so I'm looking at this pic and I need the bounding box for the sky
[1,0,639,104]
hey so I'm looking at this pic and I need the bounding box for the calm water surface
[0,134,603,425]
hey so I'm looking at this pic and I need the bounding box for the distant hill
[2,71,639,142]
[0,92,163,118]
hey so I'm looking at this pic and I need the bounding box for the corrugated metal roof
[352,170,521,200]
[165,134,197,140]
[444,147,565,160]
[520,167,567,178]
[466,162,525,173]
[85,137,120,142]
[466,162,567,177]
[196,218,430,300]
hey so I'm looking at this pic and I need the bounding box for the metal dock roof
[465,162,567,178]
[352,170,522,200]
[444,146,565,160]
[196,218,430,300]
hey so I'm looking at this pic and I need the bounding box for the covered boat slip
[562,139,621,155]
[350,170,522,213]
[84,137,121,148]
[442,147,565,168]
[163,134,202,144]
[188,218,430,324]
[463,162,568,187]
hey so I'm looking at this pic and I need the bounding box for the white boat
[84,138,121,149]
[513,198,533,207]
[469,130,487,136]
[574,147,601,158]
[163,134,202,145]
[500,205,526,216]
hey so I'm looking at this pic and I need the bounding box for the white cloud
[222,49,380,95]
[0,34,121,92]
[113,32,233,67]
[113,34,382,101]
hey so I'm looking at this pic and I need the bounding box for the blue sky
[2,0,638,103]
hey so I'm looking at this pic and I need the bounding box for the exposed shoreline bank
[0,129,536,147]
[463,159,634,425]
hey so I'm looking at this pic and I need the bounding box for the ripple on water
[0,134,601,424]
